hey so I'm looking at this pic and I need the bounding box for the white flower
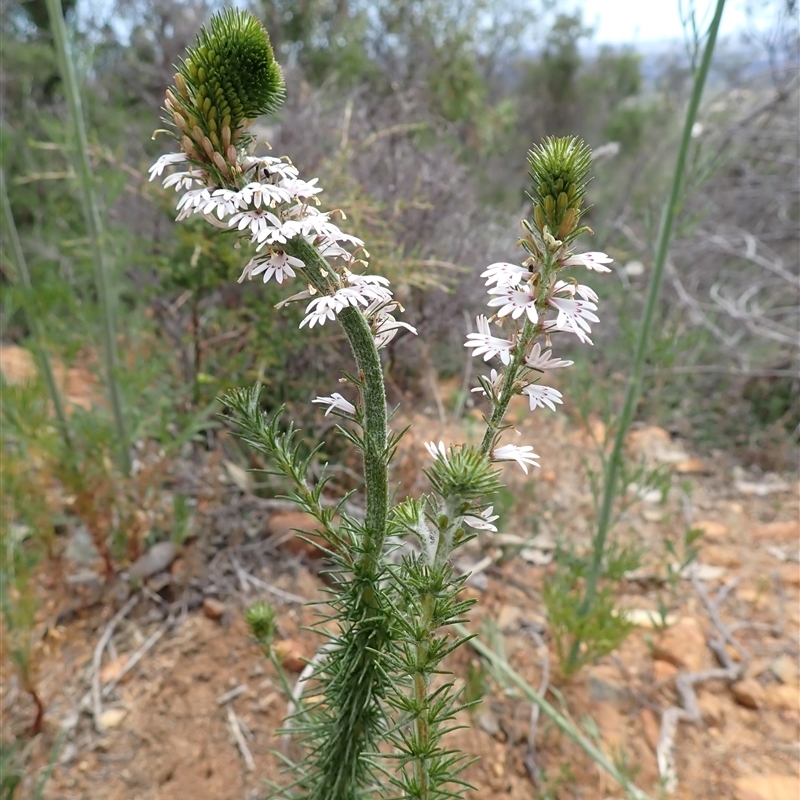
[521,384,563,412]
[464,315,513,365]
[229,207,284,241]
[239,181,293,208]
[492,444,540,474]
[471,368,502,395]
[206,188,245,219]
[300,295,340,328]
[562,251,613,273]
[481,262,530,287]
[373,315,417,349]
[148,152,187,180]
[162,171,203,192]
[463,505,500,532]
[243,155,300,181]
[487,286,539,324]
[525,343,573,371]
[312,393,356,417]
[554,279,599,304]
[175,187,212,219]
[424,441,449,462]
[547,296,599,344]
[280,177,323,201]
[238,250,305,284]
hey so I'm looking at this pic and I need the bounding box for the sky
[580,0,758,44]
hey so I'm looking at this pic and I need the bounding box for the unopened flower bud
[212,151,230,176]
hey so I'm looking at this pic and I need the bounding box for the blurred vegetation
[0,0,797,777]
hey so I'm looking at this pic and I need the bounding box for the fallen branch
[226,705,255,771]
[656,573,747,793]
[92,594,139,732]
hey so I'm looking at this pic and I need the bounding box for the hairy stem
[283,236,390,800]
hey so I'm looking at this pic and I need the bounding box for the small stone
[202,598,226,620]
[702,545,742,569]
[591,702,627,752]
[778,564,800,587]
[698,692,727,728]
[477,709,501,738]
[128,541,176,579]
[653,617,707,672]
[639,707,660,751]
[497,604,523,632]
[674,457,710,474]
[267,511,327,559]
[694,520,730,541]
[623,609,678,629]
[277,640,307,672]
[752,521,798,542]
[641,507,663,523]
[100,656,131,685]
[770,654,799,685]
[731,679,766,709]
[765,684,800,712]
[98,708,127,729]
[653,660,678,685]
[734,774,799,800]
[588,665,632,710]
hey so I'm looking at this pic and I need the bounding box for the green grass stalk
[0,168,72,449]
[45,0,130,474]
[454,625,653,800]
[567,0,727,671]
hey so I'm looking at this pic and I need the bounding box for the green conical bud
[166,9,284,171]
[246,602,276,650]
[526,136,593,241]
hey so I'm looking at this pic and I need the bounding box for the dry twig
[92,594,139,732]
[226,705,255,771]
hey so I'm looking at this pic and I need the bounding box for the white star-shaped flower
[487,286,539,324]
[525,343,573,371]
[464,315,513,365]
[492,444,540,474]
[238,250,305,284]
[471,368,502,395]
[562,251,613,273]
[547,296,599,344]
[300,295,340,328]
[521,384,563,412]
[463,505,500,531]
[148,152,187,180]
[312,393,356,417]
[424,441,449,462]
[481,262,530,287]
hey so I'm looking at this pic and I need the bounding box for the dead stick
[226,705,255,771]
[92,594,139,732]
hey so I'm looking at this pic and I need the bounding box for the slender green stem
[574,0,726,639]
[45,0,129,474]
[479,318,537,454]
[0,169,72,449]
[453,625,653,800]
[411,592,435,798]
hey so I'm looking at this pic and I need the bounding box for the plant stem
[479,318,537,454]
[0,169,72,449]
[569,0,726,669]
[284,237,389,567]
[411,592,434,798]
[283,236,389,800]
[454,625,653,800]
[45,0,130,474]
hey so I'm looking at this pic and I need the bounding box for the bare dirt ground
[4,386,799,800]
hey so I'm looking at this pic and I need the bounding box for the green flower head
[527,136,593,242]
[165,10,284,179]
[245,601,277,650]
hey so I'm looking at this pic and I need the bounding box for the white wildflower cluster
[458,248,613,473]
[149,151,417,348]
